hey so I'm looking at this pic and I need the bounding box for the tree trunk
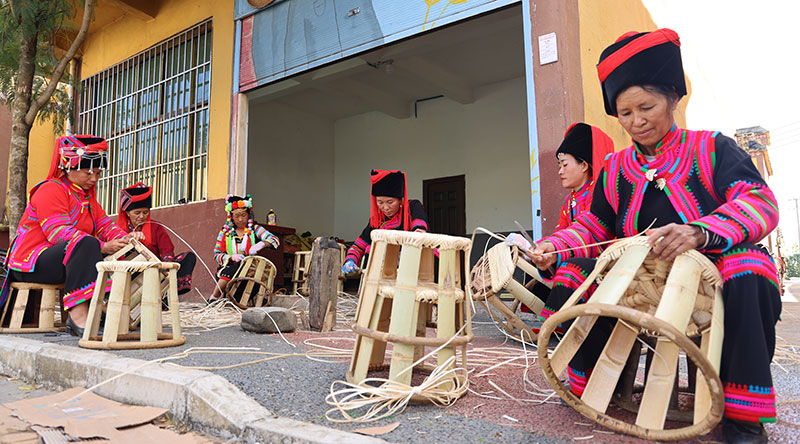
[7,29,38,240]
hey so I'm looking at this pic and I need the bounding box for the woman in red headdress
[527,29,779,442]
[341,169,430,274]
[2,135,141,336]
[117,183,197,294]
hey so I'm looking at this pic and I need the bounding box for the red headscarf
[589,126,615,184]
[117,183,154,251]
[369,169,410,230]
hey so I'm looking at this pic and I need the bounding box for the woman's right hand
[530,241,557,270]
[342,258,359,274]
[101,238,128,255]
[230,254,245,263]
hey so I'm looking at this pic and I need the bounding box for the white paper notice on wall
[538,32,558,65]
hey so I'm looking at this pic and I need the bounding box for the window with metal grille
[77,20,212,213]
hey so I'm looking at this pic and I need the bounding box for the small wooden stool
[538,237,725,440]
[0,283,65,333]
[291,250,312,295]
[470,241,551,342]
[226,256,276,309]
[348,230,473,397]
[79,260,185,350]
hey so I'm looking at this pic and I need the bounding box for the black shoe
[721,418,767,444]
[65,317,103,338]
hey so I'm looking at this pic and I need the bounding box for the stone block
[241,307,297,333]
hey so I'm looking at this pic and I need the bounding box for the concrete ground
[2,281,800,443]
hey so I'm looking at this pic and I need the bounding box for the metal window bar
[77,20,211,214]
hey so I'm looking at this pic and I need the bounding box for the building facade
[19,0,687,294]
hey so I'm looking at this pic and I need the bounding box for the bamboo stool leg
[348,241,389,382]
[635,255,702,430]
[506,279,544,316]
[9,289,30,329]
[581,320,639,413]
[103,270,131,344]
[694,287,725,424]
[141,268,161,343]
[437,248,457,391]
[167,268,182,339]
[84,270,109,340]
[39,287,57,329]
[388,245,423,385]
[550,244,651,376]
[414,302,428,364]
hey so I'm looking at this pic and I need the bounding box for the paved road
[0,374,54,403]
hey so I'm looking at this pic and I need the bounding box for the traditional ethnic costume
[117,183,196,294]
[1,135,127,310]
[540,29,781,429]
[213,195,280,281]
[344,169,429,265]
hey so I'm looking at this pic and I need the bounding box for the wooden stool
[105,239,164,329]
[291,251,312,295]
[226,256,276,309]
[347,229,473,397]
[470,241,551,342]
[538,237,725,440]
[0,283,65,333]
[79,260,185,350]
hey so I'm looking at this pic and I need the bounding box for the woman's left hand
[646,223,705,262]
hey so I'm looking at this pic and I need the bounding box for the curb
[0,336,386,444]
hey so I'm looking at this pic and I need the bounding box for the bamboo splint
[470,241,550,342]
[226,255,276,309]
[80,260,185,350]
[347,229,473,400]
[0,283,65,333]
[537,237,725,441]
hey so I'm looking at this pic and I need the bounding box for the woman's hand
[101,238,128,255]
[124,232,145,242]
[646,223,705,262]
[530,241,557,270]
[248,242,266,255]
[342,258,359,274]
[230,254,245,263]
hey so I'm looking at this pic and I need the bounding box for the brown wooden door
[423,175,466,236]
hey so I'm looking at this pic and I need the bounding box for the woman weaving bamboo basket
[529,29,780,444]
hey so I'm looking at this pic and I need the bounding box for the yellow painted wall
[28,0,234,198]
[27,120,57,189]
[577,0,691,150]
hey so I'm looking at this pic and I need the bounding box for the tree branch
[25,0,96,126]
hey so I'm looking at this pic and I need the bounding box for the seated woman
[529,29,780,443]
[1,135,140,336]
[209,195,279,301]
[506,123,613,311]
[116,183,197,294]
[342,169,429,274]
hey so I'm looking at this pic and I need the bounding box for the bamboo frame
[0,283,65,333]
[79,261,185,350]
[537,239,725,440]
[347,229,472,398]
[225,256,276,309]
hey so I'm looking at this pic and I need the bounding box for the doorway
[423,175,466,236]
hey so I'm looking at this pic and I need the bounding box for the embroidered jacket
[213,224,279,266]
[345,199,429,264]
[6,178,127,272]
[121,220,175,260]
[543,125,779,263]
[556,179,594,230]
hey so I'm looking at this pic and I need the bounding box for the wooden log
[308,237,342,331]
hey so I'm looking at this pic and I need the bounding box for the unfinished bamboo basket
[0,282,65,333]
[469,241,551,342]
[80,260,185,350]
[105,239,165,329]
[291,250,312,295]
[537,237,725,441]
[347,229,473,400]
[226,255,276,309]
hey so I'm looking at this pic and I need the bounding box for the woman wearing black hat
[342,169,429,274]
[528,29,779,443]
[506,123,614,313]
[117,183,197,294]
